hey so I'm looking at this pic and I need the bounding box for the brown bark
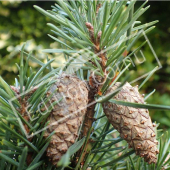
[76,21,107,164]
[82,88,96,138]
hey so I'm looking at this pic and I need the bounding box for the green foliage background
[0,1,170,129]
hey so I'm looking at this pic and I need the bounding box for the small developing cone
[43,73,88,166]
[103,82,159,164]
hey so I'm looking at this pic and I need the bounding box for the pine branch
[1,1,169,170]
[0,46,59,169]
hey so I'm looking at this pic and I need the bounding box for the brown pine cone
[44,73,88,166]
[103,82,159,164]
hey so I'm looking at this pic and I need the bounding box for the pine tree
[0,1,170,170]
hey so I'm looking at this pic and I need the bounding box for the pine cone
[103,82,159,164]
[44,73,88,165]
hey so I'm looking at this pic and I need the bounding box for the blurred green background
[0,1,169,130]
